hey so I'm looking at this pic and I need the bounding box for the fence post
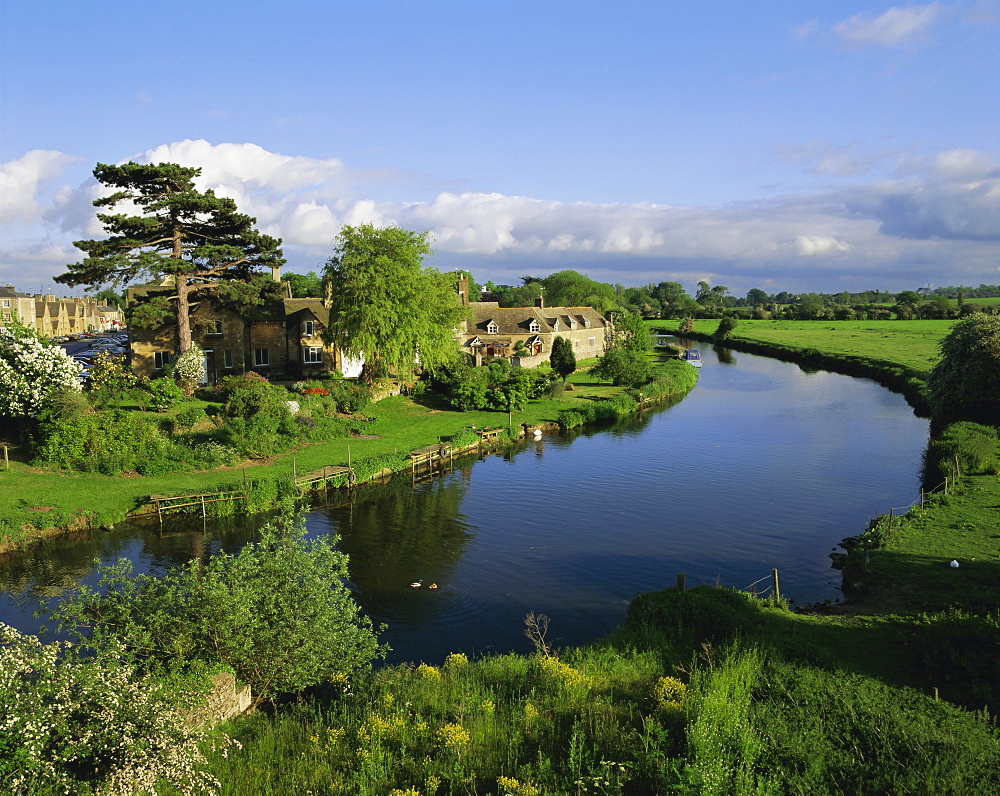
[771,569,780,602]
[676,573,686,592]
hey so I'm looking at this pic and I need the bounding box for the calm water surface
[0,346,928,664]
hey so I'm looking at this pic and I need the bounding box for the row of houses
[0,285,124,338]
[126,272,610,380]
[126,271,612,379]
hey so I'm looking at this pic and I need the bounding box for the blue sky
[2,0,998,298]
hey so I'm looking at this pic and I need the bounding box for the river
[0,344,928,664]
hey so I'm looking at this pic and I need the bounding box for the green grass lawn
[655,318,952,375]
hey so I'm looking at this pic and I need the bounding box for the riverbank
[194,323,999,793]
[652,318,951,414]
[0,355,695,552]
[653,317,1000,703]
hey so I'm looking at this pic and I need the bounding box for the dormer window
[551,319,560,331]
[303,320,316,337]
[583,318,591,328]
[207,319,223,335]
[486,320,498,334]
[528,319,540,332]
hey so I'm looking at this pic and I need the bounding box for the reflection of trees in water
[325,474,473,593]
[0,515,268,606]
[713,345,735,365]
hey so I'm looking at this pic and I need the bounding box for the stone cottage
[454,274,610,367]
[126,274,350,381]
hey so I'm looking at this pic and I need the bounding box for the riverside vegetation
[4,316,1000,793]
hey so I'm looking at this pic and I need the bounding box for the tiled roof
[467,304,606,335]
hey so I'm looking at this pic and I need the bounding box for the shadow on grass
[622,583,1000,716]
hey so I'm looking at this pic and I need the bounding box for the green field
[657,318,952,375]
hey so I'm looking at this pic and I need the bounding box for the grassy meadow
[658,318,952,375]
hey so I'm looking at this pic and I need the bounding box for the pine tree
[55,162,284,353]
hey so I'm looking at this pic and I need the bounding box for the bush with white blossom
[0,321,81,418]
[0,623,227,795]
[173,343,206,395]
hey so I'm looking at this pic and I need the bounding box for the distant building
[0,284,116,337]
[454,274,609,367]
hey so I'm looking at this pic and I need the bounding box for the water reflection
[0,345,929,666]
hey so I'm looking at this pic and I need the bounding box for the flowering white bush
[0,324,81,418]
[173,343,207,395]
[0,623,226,795]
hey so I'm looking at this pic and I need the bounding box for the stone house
[0,285,36,330]
[455,275,610,366]
[127,278,348,381]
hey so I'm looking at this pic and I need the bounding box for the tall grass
[194,587,1000,795]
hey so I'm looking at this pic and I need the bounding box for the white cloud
[795,235,852,256]
[832,3,945,48]
[0,150,76,224]
[2,140,1000,295]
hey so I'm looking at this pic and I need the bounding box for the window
[153,351,171,369]
[486,321,498,334]
[223,350,234,369]
[303,320,316,337]
[304,346,323,364]
[1,300,9,308]
[254,348,270,367]
[208,319,223,335]
[528,320,539,332]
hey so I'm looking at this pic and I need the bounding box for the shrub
[0,623,223,796]
[33,410,171,473]
[0,321,82,418]
[924,422,999,484]
[53,512,386,706]
[173,344,206,396]
[172,406,207,433]
[139,377,184,412]
[589,348,652,388]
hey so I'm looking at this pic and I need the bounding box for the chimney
[271,265,282,282]
[535,296,544,309]
[456,271,470,305]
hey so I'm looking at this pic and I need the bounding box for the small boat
[681,349,703,368]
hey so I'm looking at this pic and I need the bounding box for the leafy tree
[714,317,739,341]
[542,270,619,313]
[55,162,284,353]
[322,224,469,383]
[927,313,1000,423]
[0,318,81,419]
[607,311,651,353]
[746,288,769,306]
[678,317,696,335]
[590,348,651,388]
[54,511,385,706]
[549,335,577,382]
[895,290,923,307]
[92,286,124,308]
[282,270,325,298]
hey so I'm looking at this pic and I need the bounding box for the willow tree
[322,224,469,383]
[55,162,284,353]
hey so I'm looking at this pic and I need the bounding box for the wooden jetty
[294,465,355,491]
[149,489,247,525]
